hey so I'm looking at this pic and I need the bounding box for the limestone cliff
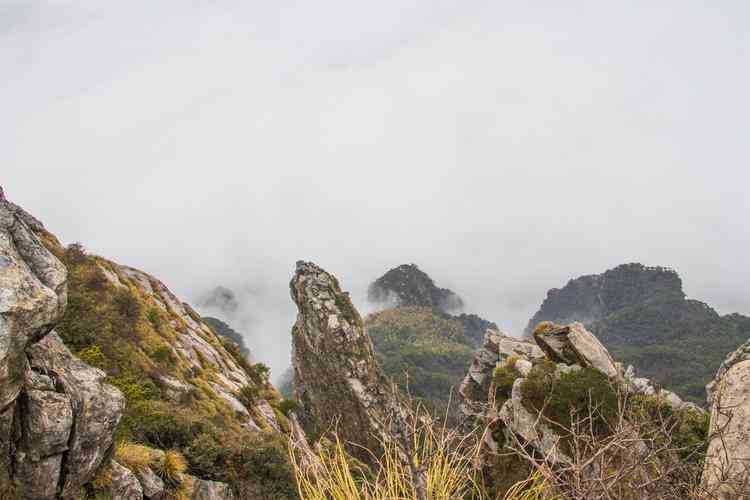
[290,261,410,465]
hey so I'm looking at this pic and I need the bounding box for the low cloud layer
[4,2,750,376]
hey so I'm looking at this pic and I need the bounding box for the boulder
[26,332,125,497]
[0,199,67,410]
[109,461,144,500]
[533,322,617,378]
[190,477,236,500]
[135,466,165,499]
[702,352,750,497]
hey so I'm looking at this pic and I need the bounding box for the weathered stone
[135,466,165,499]
[290,261,410,466]
[190,477,236,500]
[0,199,67,410]
[26,332,125,497]
[533,322,617,378]
[13,451,63,499]
[458,329,542,424]
[702,358,750,497]
[19,389,73,459]
[497,379,571,465]
[109,460,144,500]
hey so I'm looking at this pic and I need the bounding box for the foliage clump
[521,362,618,439]
[492,358,521,403]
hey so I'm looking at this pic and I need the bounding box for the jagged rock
[190,477,236,500]
[2,199,126,499]
[26,332,125,497]
[1,198,67,409]
[109,461,144,499]
[155,374,195,403]
[135,466,165,499]
[367,263,464,312]
[533,322,617,378]
[497,379,570,465]
[706,337,750,405]
[290,261,410,465]
[459,329,543,423]
[702,342,750,497]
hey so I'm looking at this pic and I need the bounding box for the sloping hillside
[36,226,299,497]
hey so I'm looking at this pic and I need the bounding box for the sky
[3,1,749,378]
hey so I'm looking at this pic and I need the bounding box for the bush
[492,359,521,402]
[77,345,107,369]
[247,363,271,385]
[277,399,302,416]
[521,362,618,438]
[237,384,262,407]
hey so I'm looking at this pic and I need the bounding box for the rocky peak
[368,263,464,313]
[290,261,410,465]
[525,263,684,336]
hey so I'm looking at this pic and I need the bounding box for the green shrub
[237,384,262,407]
[126,401,206,450]
[151,344,175,365]
[247,363,271,385]
[276,399,302,416]
[77,345,107,369]
[521,363,618,438]
[493,360,521,402]
[106,375,156,402]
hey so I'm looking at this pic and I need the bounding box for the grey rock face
[458,329,543,425]
[109,461,144,500]
[533,322,617,378]
[26,332,125,497]
[702,344,750,497]
[135,466,165,499]
[190,478,237,500]
[0,199,125,499]
[1,199,67,410]
[290,261,411,465]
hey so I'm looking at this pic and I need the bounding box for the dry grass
[115,442,154,472]
[154,449,188,484]
[289,406,486,500]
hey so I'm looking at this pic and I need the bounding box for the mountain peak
[367,263,464,313]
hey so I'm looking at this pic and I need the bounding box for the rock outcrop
[1,199,125,499]
[290,261,410,464]
[460,322,702,483]
[702,339,750,497]
[367,263,464,313]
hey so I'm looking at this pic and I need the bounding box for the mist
[4,2,750,378]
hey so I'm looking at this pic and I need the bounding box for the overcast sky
[3,1,749,377]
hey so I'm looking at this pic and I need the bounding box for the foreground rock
[290,261,411,465]
[702,339,750,497]
[1,198,125,499]
[461,321,707,497]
